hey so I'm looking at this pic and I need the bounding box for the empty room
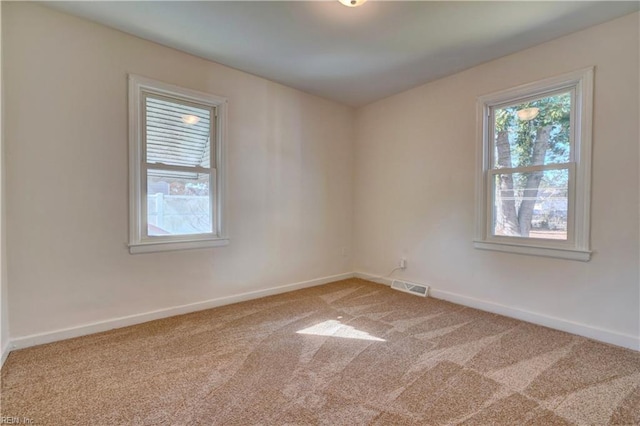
[1,1,639,425]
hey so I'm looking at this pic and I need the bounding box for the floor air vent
[391,280,429,297]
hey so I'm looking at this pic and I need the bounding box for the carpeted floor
[1,278,639,425]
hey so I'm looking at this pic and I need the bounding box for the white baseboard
[9,272,355,352]
[354,271,639,351]
[7,271,638,355]
[354,272,394,286]
[1,340,10,369]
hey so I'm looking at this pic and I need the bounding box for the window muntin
[129,75,228,253]
[474,68,593,261]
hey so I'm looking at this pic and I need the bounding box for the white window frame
[128,74,229,254]
[474,68,593,261]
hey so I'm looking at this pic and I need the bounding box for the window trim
[474,68,594,261]
[128,74,229,254]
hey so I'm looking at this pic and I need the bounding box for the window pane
[493,92,571,169]
[493,169,568,240]
[147,171,212,236]
[145,95,211,168]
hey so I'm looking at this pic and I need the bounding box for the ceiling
[45,1,639,107]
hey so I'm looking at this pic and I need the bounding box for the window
[474,68,593,261]
[128,75,228,253]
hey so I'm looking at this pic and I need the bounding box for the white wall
[4,3,354,339]
[354,13,639,346]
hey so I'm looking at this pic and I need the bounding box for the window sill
[473,240,591,261]
[129,238,229,254]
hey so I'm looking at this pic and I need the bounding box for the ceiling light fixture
[516,107,539,121]
[181,114,201,125]
[338,0,367,7]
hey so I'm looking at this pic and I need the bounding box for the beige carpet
[1,278,639,425]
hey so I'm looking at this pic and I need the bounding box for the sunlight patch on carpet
[296,319,386,341]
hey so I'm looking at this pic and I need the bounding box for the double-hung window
[474,68,593,261]
[128,75,228,254]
